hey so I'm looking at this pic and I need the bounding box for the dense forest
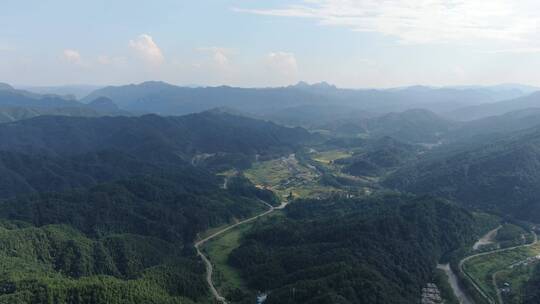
[0,111,309,303]
[8,0,540,300]
[335,137,420,177]
[3,80,540,303]
[229,194,481,304]
[0,111,314,158]
[524,264,540,303]
[0,111,314,199]
[385,126,540,222]
[0,169,274,303]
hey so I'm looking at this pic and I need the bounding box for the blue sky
[2,0,540,87]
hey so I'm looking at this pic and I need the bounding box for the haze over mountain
[447,91,540,121]
[385,124,540,222]
[5,80,540,303]
[17,84,104,100]
[81,81,530,118]
[9,1,540,303]
[0,83,126,122]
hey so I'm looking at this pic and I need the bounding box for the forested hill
[0,85,78,108]
[230,194,480,304]
[0,111,314,157]
[0,111,312,199]
[0,109,296,303]
[0,84,126,122]
[0,172,275,303]
[384,126,540,221]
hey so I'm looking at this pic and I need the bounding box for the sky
[2,0,540,88]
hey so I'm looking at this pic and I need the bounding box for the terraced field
[244,153,341,199]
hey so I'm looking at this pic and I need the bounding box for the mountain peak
[134,81,177,90]
[87,97,120,112]
[0,83,14,91]
[291,81,337,90]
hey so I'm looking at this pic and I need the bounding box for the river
[437,226,502,304]
[437,263,474,304]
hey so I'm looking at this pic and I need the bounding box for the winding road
[194,201,288,304]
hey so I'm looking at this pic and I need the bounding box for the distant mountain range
[81,81,532,117]
[0,83,126,122]
[5,81,540,143]
[446,91,540,121]
[17,84,103,99]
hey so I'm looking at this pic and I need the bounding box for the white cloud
[198,47,232,68]
[481,47,540,54]
[129,34,164,65]
[63,49,83,64]
[265,52,298,76]
[235,1,540,44]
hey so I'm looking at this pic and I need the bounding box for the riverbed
[437,263,474,304]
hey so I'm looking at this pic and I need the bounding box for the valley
[2,81,540,304]
[8,3,540,303]
[461,230,539,304]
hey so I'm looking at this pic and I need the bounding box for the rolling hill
[319,109,455,144]
[0,111,315,199]
[230,194,481,304]
[0,110,301,303]
[385,126,540,221]
[0,84,126,122]
[447,91,540,121]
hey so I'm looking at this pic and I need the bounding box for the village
[421,283,444,304]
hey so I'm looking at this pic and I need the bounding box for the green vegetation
[230,194,481,304]
[432,269,459,304]
[0,223,204,304]
[463,242,540,303]
[0,111,316,199]
[6,91,540,304]
[336,137,420,178]
[0,172,273,303]
[203,212,286,303]
[244,154,341,199]
[524,263,540,303]
[0,111,321,303]
[205,225,250,294]
[496,264,537,304]
[385,125,540,222]
[310,150,353,164]
[496,224,531,248]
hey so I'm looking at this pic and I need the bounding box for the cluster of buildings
[500,282,511,295]
[256,293,267,304]
[421,283,444,304]
[509,254,540,269]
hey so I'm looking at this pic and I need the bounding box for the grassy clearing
[311,150,353,164]
[496,266,536,304]
[464,241,540,303]
[204,224,250,293]
[203,212,285,299]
